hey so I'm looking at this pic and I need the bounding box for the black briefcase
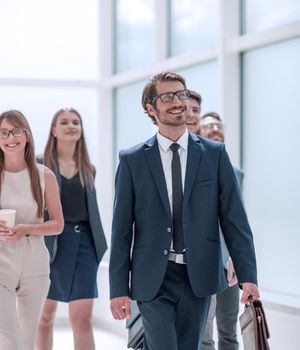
[126,301,144,349]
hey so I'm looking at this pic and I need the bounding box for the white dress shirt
[156,130,188,251]
[156,129,188,212]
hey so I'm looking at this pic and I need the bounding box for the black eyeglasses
[152,89,190,103]
[0,128,27,139]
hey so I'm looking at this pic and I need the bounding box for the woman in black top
[36,107,107,350]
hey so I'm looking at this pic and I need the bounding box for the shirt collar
[157,129,189,153]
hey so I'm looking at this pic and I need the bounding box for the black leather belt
[168,251,186,264]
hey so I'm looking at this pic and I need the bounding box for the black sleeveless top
[60,172,89,223]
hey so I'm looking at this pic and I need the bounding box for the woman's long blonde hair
[0,110,44,217]
[44,107,94,187]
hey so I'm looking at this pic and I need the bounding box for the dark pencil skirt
[47,222,98,302]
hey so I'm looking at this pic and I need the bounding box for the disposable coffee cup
[0,209,16,228]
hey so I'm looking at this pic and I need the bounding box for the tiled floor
[53,325,244,349]
[53,327,128,349]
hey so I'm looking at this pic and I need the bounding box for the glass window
[242,38,300,304]
[170,0,219,56]
[242,0,300,34]
[115,0,155,73]
[115,81,157,162]
[178,61,219,113]
[0,0,98,80]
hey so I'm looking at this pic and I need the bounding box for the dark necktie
[170,143,184,253]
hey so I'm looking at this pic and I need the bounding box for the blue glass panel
[170,0,219,56]
[243,0,300,33]
[115,0,155,72]
[242,37,300,301]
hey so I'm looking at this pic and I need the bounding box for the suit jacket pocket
[206,237,221,244]
[195,178,217,186]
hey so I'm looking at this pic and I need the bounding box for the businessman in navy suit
[109,71,260,350]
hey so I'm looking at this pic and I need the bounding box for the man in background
[186,90,202,135]
[186,95,241,350]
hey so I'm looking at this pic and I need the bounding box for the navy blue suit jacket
[220,167,244,267]
[109,133,257,301]
[37,155,107,264]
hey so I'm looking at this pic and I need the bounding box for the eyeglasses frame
[152,89,191,104]
[0,128,28,139]
[201,122,225,131]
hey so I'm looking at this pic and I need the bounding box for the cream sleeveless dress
[0,164,50,350]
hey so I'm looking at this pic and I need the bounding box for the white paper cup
[0,209,16,228]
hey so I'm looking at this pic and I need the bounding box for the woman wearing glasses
[36,107,107,350]
[0,110,64,349]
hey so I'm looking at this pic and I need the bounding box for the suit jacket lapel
[52,150,62,193]
[184,134,202,204]
[144,136,172,220]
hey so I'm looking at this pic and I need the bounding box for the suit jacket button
[163,250,168,255]
[167,227,172,232]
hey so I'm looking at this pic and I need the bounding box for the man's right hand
[110,296,131,320]
[227,257,238,287]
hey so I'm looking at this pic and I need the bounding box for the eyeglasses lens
[0,128,24,139]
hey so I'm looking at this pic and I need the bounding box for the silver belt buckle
[175,253,185,264]
[169,252,186,264]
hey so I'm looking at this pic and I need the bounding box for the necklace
[58,160,78,179]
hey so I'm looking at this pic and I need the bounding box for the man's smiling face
[186,98,201,135]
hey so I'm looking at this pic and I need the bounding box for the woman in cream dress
[0,110,64,350]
